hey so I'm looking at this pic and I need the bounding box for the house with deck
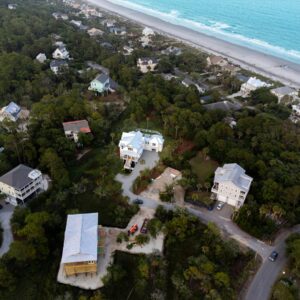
[271,86,298,104]
[52,12,69,20]
[63,120,91,143]
[0,102,21,122]
[60,213,98,276]
[0,164,44,206]
[207,55,228,67]
[88,73,118,94]
[137,57,158,73]
[211,163,253,209]
[240,77,271,97]
[119,131,164,170]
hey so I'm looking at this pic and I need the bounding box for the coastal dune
[87,0,300,88]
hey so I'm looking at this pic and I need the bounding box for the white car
[216,202,225,210]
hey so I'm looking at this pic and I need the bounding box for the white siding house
[137,58,158,73]
[119,131,164,169]
[0,164,44,206]
[211,163,253,208]
[52,46,70,60]
[240,77,271,97]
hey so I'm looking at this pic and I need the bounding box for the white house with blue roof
[0,102,21,122]
[211,163,253,208]
[118,130,164,169]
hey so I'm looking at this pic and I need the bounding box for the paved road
[245,225,300,300]
[116,153,272,259]
[116,154,300,300]
[0,201,14,257]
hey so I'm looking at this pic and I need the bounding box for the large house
[119,131,164,169]
[60,213,98,276]
[181,77,208,94]
[52,46,70,60]
[109,26,126,35]
[161,46,182,56]
[0,164,44,206]
[0,101,21,122]
[271,86,298,103]
[211,163,253,208]
[207,55,228,67]
[142,27,155,36]
[240,77,271,97]
[52,12,69,20]
[137,57,158,73]
[63,120,91,143]
[87,28,104,37]
[88,73,118,94]
[50,60,68,74]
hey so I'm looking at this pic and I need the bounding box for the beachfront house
[222,64,241,75]
[109,26,126,35]
[207,55,228,68]
[211,163,253,209]
[80,7,102,18]
[0,164,44,206]
[50,60,68,74]
[88,74,118,94]
[142,27,155,36]
[240,77,271,97]
[140,35,152,48]
[119,130,164,170]
[137,57,158,73]
[63,120,91,143]
[60,213,98,276]
[36,53,47,63]
[161,46,182,56]
[0,102,21,122]
[271,86,298,104]
[101,19,116,27]
[87,28,104,37]
[52,46,70,60]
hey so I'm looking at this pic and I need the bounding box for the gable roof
[0,164,40,190]
[50,60,68,68]
[271,86,297,96]
[120,131,144,149]
[3,101,21,119]
[214,163,253,191]
[63,120,91,133]
[94,73,110,84]
[61,213,98,263]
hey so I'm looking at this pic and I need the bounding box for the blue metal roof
[4,102,21,119]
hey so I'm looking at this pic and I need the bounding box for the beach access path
[88,0,300,89]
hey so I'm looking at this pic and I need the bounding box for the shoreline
[86,0,300,89]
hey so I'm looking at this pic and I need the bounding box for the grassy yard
[190,151,219,184]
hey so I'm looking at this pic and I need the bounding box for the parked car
[268,251,279,262]
[133,199,143,205]
[140,218,149,234]
[128,224,138,236]
[216,202,225,210]
[0,204,3,209]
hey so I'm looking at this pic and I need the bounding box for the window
[152,143,156,146]
[128,147,133,151]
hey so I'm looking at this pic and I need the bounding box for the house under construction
[61,213,99,276]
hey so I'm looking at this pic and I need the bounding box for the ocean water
[108,0,300,64]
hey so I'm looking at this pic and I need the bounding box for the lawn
[190,151,219,184]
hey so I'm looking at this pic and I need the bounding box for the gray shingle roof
[203,101,242,111]
[0,164,35,190]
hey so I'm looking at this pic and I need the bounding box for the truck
[128,224,138,236]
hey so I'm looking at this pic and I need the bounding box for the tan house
[207,55,228,67]
[61,213,98,276]
[137,57,158,73]
[87,28,104,37]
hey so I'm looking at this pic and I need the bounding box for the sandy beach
[87,0,300,89]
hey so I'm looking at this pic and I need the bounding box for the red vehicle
[128,224,138,236]
[140,218,149,234]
